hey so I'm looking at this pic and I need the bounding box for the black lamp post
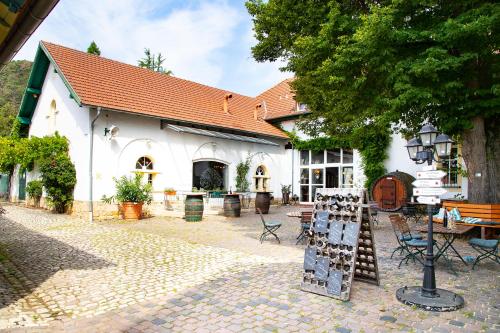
[396,124,464,312]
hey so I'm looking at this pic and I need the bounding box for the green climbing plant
[235,156,251,192]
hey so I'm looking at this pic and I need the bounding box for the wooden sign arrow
[412,179,443,188]
[413,188,448,196]
[417,196,441,205]
[416,170,446,179]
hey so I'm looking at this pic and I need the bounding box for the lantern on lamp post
[397,124,464,312]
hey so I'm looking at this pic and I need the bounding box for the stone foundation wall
[16,196,283,220]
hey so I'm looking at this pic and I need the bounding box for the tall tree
[87,41,101,55]
[247,0,500,203]
[138,48,173,75]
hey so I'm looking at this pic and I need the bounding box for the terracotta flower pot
[121,202,143,220]
[165,191,176,196]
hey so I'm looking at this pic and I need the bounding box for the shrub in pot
[102,174,153,220]
[164,187,176,196]
[26,180,43,207]
[281,184,291,205]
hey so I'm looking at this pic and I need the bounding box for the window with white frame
[135,156,154,185]
[299,148,354,202]
[440,146,460,188]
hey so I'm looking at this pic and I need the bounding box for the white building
[10,41,467,218]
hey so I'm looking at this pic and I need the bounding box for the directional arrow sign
[417,196,441,205]
[413,188,448,196]
[416,170,446,180]
[412,179,443,188]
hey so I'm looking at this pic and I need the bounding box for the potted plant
[102,174,153,220]
[281,184,291,205]
[164,187,177,196]
[26,180,43,208]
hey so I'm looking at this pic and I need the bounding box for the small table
[286,210,304,218]
[414,223,474,273]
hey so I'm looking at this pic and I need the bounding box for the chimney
[223,93,233,114]
[254,104,262,120]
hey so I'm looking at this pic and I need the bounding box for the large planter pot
[282,192,290,205]
[121,202,143,220]
[223,194,241,217]
[185,194,204,222]
[255,192,271,214]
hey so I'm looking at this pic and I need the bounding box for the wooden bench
[432,201,500,239]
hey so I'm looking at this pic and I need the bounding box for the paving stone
[380,316,397,323]
[449,320,465,327]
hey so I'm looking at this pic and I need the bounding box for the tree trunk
[485,117,500,202]
[461,116,497,203]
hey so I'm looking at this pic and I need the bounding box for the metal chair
[257,208,281,243]
[389,214,428,268]
[468,238,500,269]
[296,211,312,244]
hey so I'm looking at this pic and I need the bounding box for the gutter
[0,0,60,68]
[89,107,101,222]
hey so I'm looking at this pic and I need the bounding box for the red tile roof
[256,78,309,120]
[41,41,288,139]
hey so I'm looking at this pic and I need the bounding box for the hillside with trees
[0,60,32,136]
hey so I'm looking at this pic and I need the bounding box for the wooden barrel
[223,194,241,217]
[370,171,415,212]
[185,194,204,222]
[255,192,271,214]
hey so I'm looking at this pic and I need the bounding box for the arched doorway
[192,161,227,190]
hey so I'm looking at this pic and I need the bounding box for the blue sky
[15,0,290,96]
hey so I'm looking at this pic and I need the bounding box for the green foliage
[247,1,499,137]
[87,41,101,55]
[0,134,75,212]
[281,184,291,194]
[103,174,153,204]
[351,123,391,189]
[235,157,251,192]
[39,153,76,213]
[138,48,173,75]
[26,180,43,199]
[200,168,223,190]
[0,60,32,136]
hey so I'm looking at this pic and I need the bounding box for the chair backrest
[301,211,313,224]
[389,214,411,237]
[256,208,266,225]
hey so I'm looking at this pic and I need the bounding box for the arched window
[136,156,153,170]
[253,165,270,192]
[135,156,154,184]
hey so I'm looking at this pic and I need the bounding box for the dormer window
[297,102,308,112]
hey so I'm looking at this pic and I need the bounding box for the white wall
[26,63,91,202]
[90,110,288,202]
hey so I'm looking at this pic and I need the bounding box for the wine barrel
[255,192,271,214]
[370,171,415,212]
[185,194,204,222]
[223,194,241,217]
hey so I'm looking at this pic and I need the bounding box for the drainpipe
[89,107,101,222]
[291,144,295,197]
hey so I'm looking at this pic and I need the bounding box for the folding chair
[368,201,379,226]
[389,214,427,268]
[468,238,500,269]
[388,214,423,258]
[296,211,312,245]
[257,208,282,243]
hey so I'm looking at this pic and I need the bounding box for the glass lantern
[434,134,454,159]
[405,137,423,161]
[418,124,438,148]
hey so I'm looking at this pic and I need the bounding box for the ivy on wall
[0,133,77,213]
[287,123,391,190]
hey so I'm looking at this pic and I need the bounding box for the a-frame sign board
[353,190,380,286]
[301,188,380,301]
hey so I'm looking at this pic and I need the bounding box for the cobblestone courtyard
[0,204,498,332]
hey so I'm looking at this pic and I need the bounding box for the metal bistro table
[415,223,474,274]
[287,210,311,244]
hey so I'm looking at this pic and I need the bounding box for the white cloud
[14,0,290,96]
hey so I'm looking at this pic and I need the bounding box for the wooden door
[379,177,396,209]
